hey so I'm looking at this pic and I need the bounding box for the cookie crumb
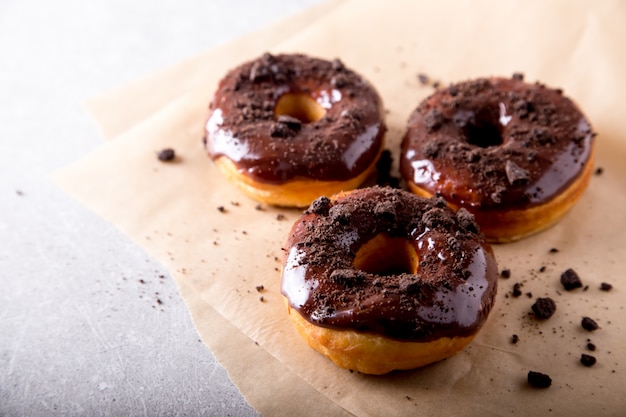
[549,247,559,253]
[600,282,613,291]
[512,282,522,297]
[580,354,597,367]
[500,269,511,279]
[594,167,604,176]
[217,206,227,213]
[587,342,596,351]
[527,371,551,388]
[532,297,556,319]
[511,334,519,344]
[581,317,599,331]
[560,268,582,291]
[157,148,176,162]
[276,213,286,221]
[255,285,264,292]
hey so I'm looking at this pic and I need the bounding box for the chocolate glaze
[400,76,595,210]
[205,53,386,183]
[281,187,498,341]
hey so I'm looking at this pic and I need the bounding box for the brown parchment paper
[54,0,626,416]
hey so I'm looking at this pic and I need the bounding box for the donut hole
[465,122,503,148]
[461,109,504,148]
[353,234,419,276]
[274,93,326,123]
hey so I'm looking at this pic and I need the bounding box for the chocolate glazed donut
[281,187,498,374]
[204,53,386,207]
[400,75,595,242]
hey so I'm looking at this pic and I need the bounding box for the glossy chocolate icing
[205,53,386,183]
[400,76,595,210]
[281,187,498,341]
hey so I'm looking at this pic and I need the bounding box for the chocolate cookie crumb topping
[331,58,345,71]
[500,269,511,279]
[532,297,556,319]
[528,371,552,388]
[581,317,599,331]
[424,109,444,132]
[561,268,582,290]
[600,282,613,291]
[307,196,332,216]
[330,269,368,287]
[511,334,519,344]
[456,208,479,233]
[276,114,303,130]
[512,283,522,297]
[504,160,530,185]
[269,121,293,138]
[587,342,596,351]
[549,248,559,253]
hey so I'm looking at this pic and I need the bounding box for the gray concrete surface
[0,1,321,415]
